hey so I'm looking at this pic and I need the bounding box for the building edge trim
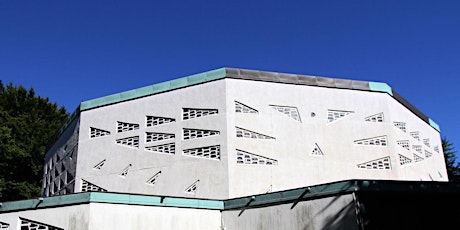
[1,180,459,214]
[429,118,441,132]
[368,82,393,96]
[54,67,440,140]
[79,68,227,111]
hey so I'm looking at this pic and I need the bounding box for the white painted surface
[43,77,447,199]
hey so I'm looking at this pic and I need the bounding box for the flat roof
[1,180,458,213]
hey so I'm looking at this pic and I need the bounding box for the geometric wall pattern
[327,110,353,123]
[184,180,199,194]
[399,154,412,166]
[145,143,175,155]
[393,121,407,132]
[120,164,132,177]
[310,143,324,156]
[270,105,301,122]
[183,128,220,140]
[183,108,218,120]
[145,132,175,142]
[0,221,8,230]
[90,127,110,138]
[79,102,442,197]
[93,159,106,170]
[235,127,275,139]
[236,149,278,165]
[357,157,391,170]
[397,140,410,150]
[413,154,424,163]
[116,136,139,148]
[81,179,107,192]
[183,145,221,160]
[19,217,63,230]
[42,124,78,197]
[354,136,388,146]
[117,121,139,133]
[412,145,422,153]
[364,112,384,122]
[39,67,446,201]
[410,131,420,141]
[425,150,433,158]
[235,101,258,114]
[146,171,162,185]
[146,116,175,127]
[423,138,431,147]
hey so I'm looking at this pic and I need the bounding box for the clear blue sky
[1,1,459,158]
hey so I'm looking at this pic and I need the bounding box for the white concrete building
[41,67,446,200]
[1,67,454,230]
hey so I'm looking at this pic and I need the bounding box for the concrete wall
[0,204,90,230]
[76,80,230,199]
[0,203,222,230]
[42,77,446,200]
[226,79,446,197]
[222,194,359,230]
[88,203,221,230]
[42,117,80,197]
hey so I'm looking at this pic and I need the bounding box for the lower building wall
[1,196,358,230]
[0,203,222,230]
[0,204,90,230]
[221,194,359,230]
[87,203,222,230]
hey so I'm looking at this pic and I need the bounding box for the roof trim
[1,180,458,213]
[429,118,441,132]
[224,179,460,210]
[60,67,439,134]
[369,82,393,96]
[0,192,223,213]
[79,68,227,111]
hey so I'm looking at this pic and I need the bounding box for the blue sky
[1,1,459,158]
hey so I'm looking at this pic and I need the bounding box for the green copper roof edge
[2,180,459,213]
[224,180,359,210]
[0,193,91,213]
[369,82,393,96]
[223,179,460,210]
[80,68,227,111]
[0,192,224,213]
[429,118,441,132]
[53,68,439,151]
[89,192,224,210]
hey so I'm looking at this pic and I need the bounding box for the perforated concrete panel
[42,68,447,199]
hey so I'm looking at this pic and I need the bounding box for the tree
[442,137,460,182]
[0,81,68,201]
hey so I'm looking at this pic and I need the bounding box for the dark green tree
[0,81,68,201]
[442,137,460,182]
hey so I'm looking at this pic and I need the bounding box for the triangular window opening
[311,143,324,156]
[146,171,162,185]
[235,101,258,114]
[93,159,106,170]
[120,164,132,177]
[185,180,200,194]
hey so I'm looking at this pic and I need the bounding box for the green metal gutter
[54,67,441,141]
[368,82,393,96]
[224,179,460,210]
[2,180,459,214]
[429,118,441,132]
[88,192,223,210]
[79,68,227,111]
[0,192,223,214]
[0,193,92,213]
[224,180,359,210]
